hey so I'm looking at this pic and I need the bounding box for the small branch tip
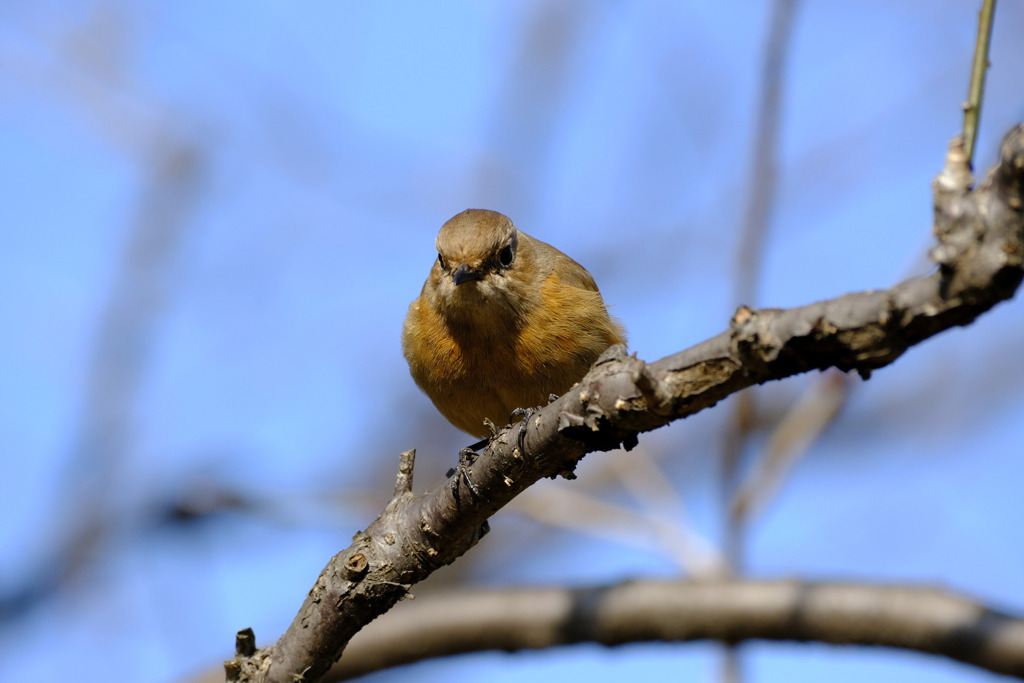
[394,449,416,497]
[235,627,256,657]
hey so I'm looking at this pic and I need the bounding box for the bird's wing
[532,238,600,292]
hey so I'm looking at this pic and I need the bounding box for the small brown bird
[402,209,626,438]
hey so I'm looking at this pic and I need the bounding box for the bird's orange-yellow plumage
[402,209,626,437]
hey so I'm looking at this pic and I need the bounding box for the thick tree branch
[226,125,1024,683]
[331,579,1024,680]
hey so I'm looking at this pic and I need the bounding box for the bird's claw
[510,405,539,456]
[510,406,536,422]
[450,446,483,501]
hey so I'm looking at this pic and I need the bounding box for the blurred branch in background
[473,0,590,212]
[60,137,203,564]
[606,448,726,575]
[720,0,801,680]
[730,370,849,522]
[511,446,725,576]
[315,579,1024,682]
[0,3,207,616]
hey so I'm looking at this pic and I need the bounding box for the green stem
[964,0,997,166]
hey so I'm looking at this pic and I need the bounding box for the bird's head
[428,209,530,318]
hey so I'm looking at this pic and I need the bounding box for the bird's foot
[510,405,543,456]
[449,446,484,502]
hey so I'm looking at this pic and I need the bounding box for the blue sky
[2,2,1023,682]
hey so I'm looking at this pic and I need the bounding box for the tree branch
[330,579,1024,680]
[226,125,1024,683]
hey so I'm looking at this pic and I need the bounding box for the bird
[402,209,626,438]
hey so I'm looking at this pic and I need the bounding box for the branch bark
[225,125,1024,683]
[330,579,1024,680]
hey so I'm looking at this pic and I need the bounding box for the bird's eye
[498,244,514,267]
[437,253,446,269]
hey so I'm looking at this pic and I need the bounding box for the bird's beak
[452,264,483,286]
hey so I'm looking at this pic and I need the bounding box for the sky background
[2,2,1024,682]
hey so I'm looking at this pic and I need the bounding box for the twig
[963,0,997,165]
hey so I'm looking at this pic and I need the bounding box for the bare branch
[225,125,1024,683]
[330,579,1024,681]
